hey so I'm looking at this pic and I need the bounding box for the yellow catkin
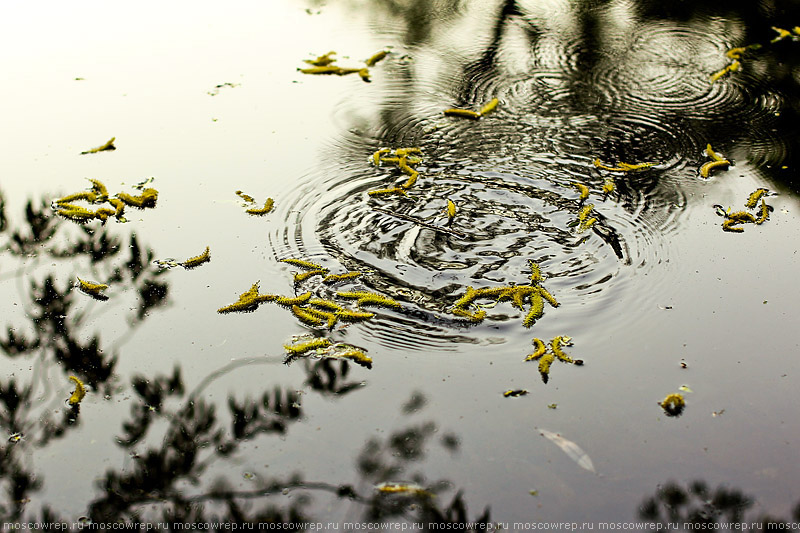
[579,217,597,233]
[301,307,338,328]
[551,336,574,363]
[660,393,685,416]
[107,198,125,218]
[395,148,421,157]
[525,338,547,361]
[282,258,326,270]
[322,272,362,284]
[700,159,730,178]
[372,148,390,166]
[93,208,117,222]
[617,162,654,171]
[77,278,109,300]
[529,260,543,283]
[578,204,594,221]
[68,376,86,405]
[55,191,98,205]
[443,108,481,119]
[573,182,590,201]
[335,309,376,322]
[538,287,559,308]
[375,483,429,496]
[446,199,456,222]
[308,298,345,312]
[522,292,544,328]
[479,98,499,116]
[755,200,770,225]
[304,51,336,66]
[538,352,555,379]
[294,269,328,283]
[365,50,388,67]
[358,68,371,82]
[452,307,486,323]
[276,293,313,307]
[726,47,747,59]
[81,137,116,154]
[745,188,768,209]
[57,204,97,223]
[89,179,108,199]
[291,305,324,326]
[400,172,418,189]
[181,246,211,269]
[368,187,408,197]
[602,179,615,195]
[235,190,255,203]
[336,291,401,309]
[246,198,274,216]
[503,389,528,397]
[727,211,756,223]
[338,349,373,368]
[284,338,332,354]
[116,188,158,208]
[771,26,792,43]
[705,144,725,162]
[721,219,744,233]
[512,286,538,310]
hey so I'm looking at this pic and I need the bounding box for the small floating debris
[503,389,528,397]
[443,98,500,120]
[207,82,240,96]
[369,146,424,195]
[538,428,596,473]
[80,137,116,154]
[365,49,389,67]
[180,246,211,270]
[572,182,590,201]
[68,376,86,406]
[445,199,457,225]
[770,26,793,43]
[76,278,109,301]
[375,482,431,497]
[659,393,685,417]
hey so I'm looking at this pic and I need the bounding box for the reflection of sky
[1,0,800,524]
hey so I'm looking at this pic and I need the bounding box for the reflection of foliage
[639,480,800,526]
[303,358,365,396]
[0,191,172,520]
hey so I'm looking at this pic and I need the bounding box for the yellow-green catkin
[117,188,158,208]
[77,278,109,300]
[529,260,543,283]
[68,376,86,405]
[246,198,274,216]
[323,272,362,284]
[538,352,555,380]
[291,305,324,326]
[443,108,481,119]
[282,258,325,271]
[745,188,769,209]
[522,291,544,328]
[479,98,499,116]
[181,246,211,269]
[525,338,547,361]
[336,291,401,309]
[551,336,574,363]
[338,349,373,368]
[755,200,770,225]
[81,137,116,154]
[294,269,328,283]
[573,182,590,201]
[503,389,528,397]
[284,338,332,354]
[276,292,313,307]
[659,393,685,416]
[365,50,388,67]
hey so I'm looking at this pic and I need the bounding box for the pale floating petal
[538,428,596,473]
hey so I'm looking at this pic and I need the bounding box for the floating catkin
[755,200,770,225]
[503,389,528,397]
[338,349,373,368]
[522,292,544,328]
[281,258,325,271]
[77,278,109,300]
[336,291,401,309]
[291,305,324,326]
[68,376,86,405]
[452,307,486,323]
[659,393,685,416]
[538,287,560,308]
[294,269,327,283]
[551,336,574,363]
[246,198,274,216]
[443,108,481,119]
[572,182,590,201]
[538,353,555,381]
[479,98,499,116]
[365,50,388,67]
[117,188,158,208]
[304,51,336,66]
[181,246,211,269]
[335,309,376,322]
[525,338,547,361]
[276,293,313,307]
[81,137,116,154]
[700,160,730,178]
[322,272,362,284]
[745,188,769,209]
[284,338,332,355]
[722,219,745,233]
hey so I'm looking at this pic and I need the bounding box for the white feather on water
[538,428,596,474]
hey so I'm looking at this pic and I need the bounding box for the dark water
[1,0,800,528]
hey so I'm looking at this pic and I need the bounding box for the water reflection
[639,480,800,527]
